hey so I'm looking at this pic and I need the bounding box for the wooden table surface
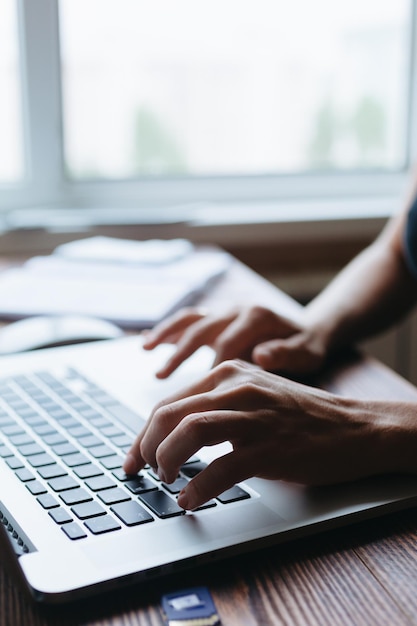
[1,254,417,626]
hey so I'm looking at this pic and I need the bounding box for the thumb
[252,339,295,371]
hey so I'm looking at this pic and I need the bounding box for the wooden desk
[1,255,417,626]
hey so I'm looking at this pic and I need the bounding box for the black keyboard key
[6,456,25,470]
[17,406,39,424]
[111,501,153,526]
[98,488,131,505]
[193,500,217,511]
[67,426,91,438]
[60,488,93,506]
[85,475,117,492]
[58,417,79,429]
[23,415,46,427]
[73,464,103,480]
[78,435,103,448]
[88,444,115,459]
[162,477,188,494]
[0,445,14,459]
[217,485,250,504]
[8,433,34,446]
[49,508,73,525]
[48,476,79,492]
[35,399,59,411]
[183,455,201,465]
[88,416,112,428]
[125,475,157,495]
[112,468,131,482]
[0,416,14,427]
[52,442,78,456]
[101,425,124,438]
[62,452,90,468]
[100,455,123,470]
[139,491,185,518]
[7,400,28,411]
[43,432,67,446]
[105,403,143,427]
[1,424,24,437]
[15,468,35,482]
[111,434,133,448]
[181,461,207,478]
[37,464,67,480]
[26,481,47,496]
[84,515,121,535]
[26,452,55,467]
[147,468,161,481]
[32,422,56,436]
[37,494,59,509]
[62,522,87,540]
[17,442,45,457]
[71,501,106,520]
[49,409,73,421]
[67,400,90,412]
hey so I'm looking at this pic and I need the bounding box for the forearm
[303,169,417,355]
[355,397,417,477]
[303,234,417,354]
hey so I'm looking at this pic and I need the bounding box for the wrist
[378,404,417,475]
[298,320,333,365]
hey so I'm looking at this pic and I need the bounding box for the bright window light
[0,0,24,184]
[60,0,411,180]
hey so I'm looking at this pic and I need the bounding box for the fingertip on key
[123,452,139,475]
[177,490,190,510]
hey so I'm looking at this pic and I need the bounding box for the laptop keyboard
[0,368,250,547]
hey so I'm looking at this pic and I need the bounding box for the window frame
[1,0,417,221]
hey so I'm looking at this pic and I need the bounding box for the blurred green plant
[133,106,187,175]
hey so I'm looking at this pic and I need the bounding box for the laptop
[1,335,417,603]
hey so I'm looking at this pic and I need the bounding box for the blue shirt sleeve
[403,193,417,280]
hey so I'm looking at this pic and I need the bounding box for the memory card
[161,586,220,626]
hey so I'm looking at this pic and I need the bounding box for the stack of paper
[0,237,230,328]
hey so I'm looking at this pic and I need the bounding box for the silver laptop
[1,336,417,603]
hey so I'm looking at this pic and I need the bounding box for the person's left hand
[123,360,388,510]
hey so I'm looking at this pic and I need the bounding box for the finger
[141,394,229,472]
[211,307,297,366]
[252,337,308,372]
[143,308,207,349]
[178,450,252,510]
[155,315,233,378]
[212,314,266,365]
[155,409,240,483]
[124,360,247,474]
[123,422,149,474]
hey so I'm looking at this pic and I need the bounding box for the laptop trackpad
[83,503,284,571]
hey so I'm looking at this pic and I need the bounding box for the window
[60,0,411,181]
[0,0,24,185]
[0,0,416,217]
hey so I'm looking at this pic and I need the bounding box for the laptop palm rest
[82,502,284,571]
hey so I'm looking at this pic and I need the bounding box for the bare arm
[304,200,417,354]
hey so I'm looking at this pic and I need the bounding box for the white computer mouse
[0,315,124,355]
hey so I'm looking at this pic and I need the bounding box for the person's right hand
[142,305,328,378]
[124,359,396,510]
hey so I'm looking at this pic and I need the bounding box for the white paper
[54,236,194,265]
[0,241,230,328]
